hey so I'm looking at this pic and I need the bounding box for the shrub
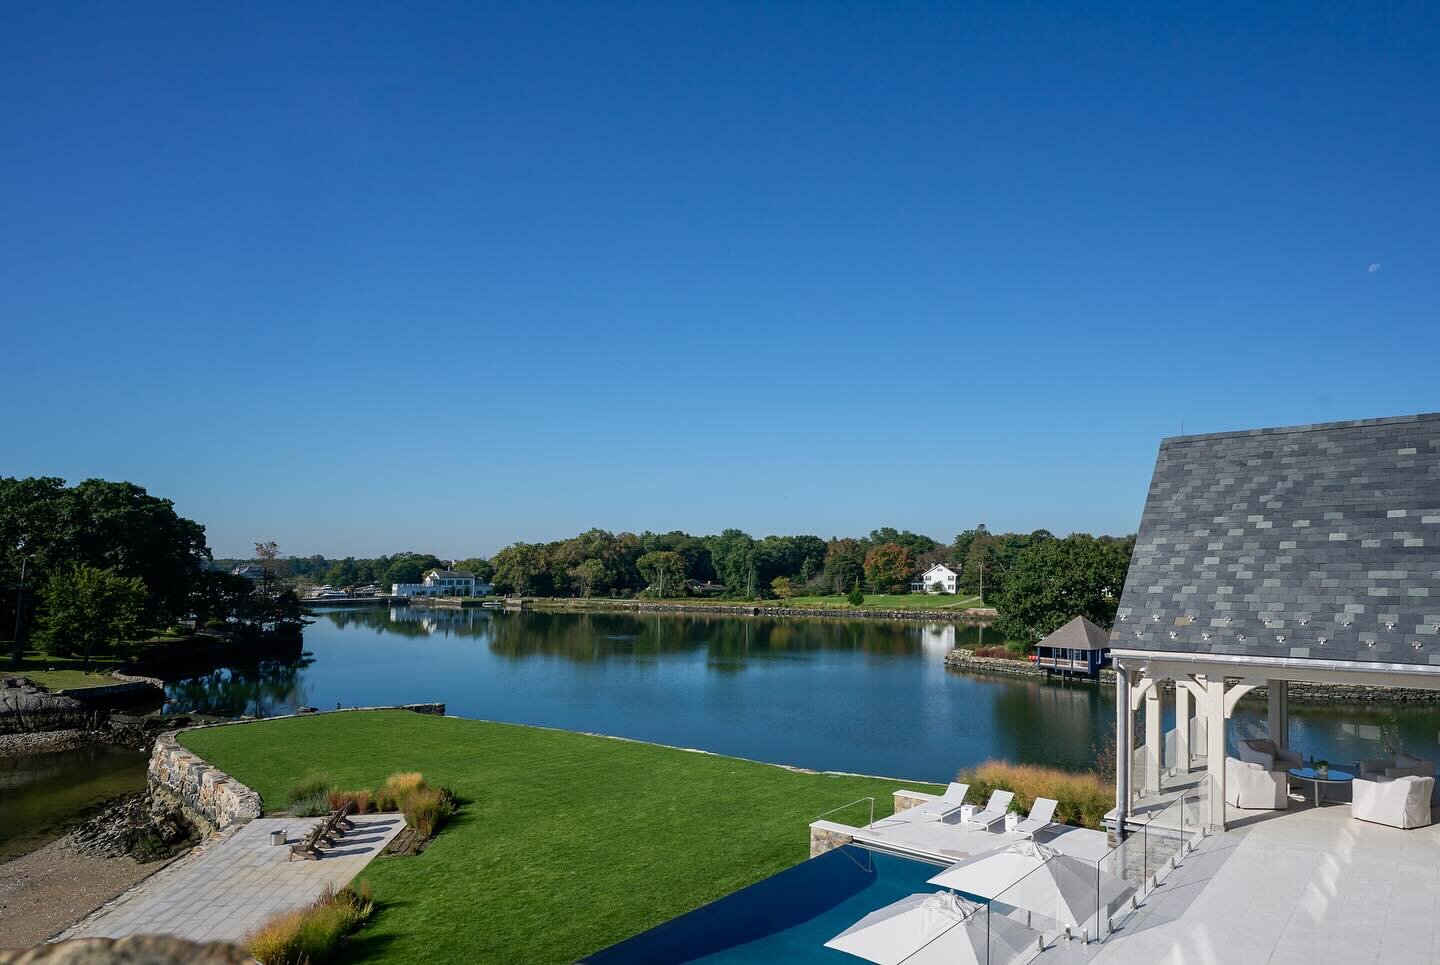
[376,771,425,810]
[402,786,454,838]
[286,773,332,807]
[957,760,1114,831]
[973,645,1027,661]
[328,789,373,814]
[847,581,865,606]
[247,881,374,964]
[291,791,331,817]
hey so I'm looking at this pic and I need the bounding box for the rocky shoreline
[943,648,1440,703]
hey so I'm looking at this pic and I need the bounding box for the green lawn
[6,650,121,689]
[181,711,940,964]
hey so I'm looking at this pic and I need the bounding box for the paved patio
[63,813,403,944]
[1090,801,1440,965]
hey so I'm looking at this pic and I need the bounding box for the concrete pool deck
[59,813,403,944]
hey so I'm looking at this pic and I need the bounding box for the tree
[864,542,915,593]
[867,528,939,558]
[573,558,609,597]
[637,551,687,597]
[380,552,445,589]
[771,576,794,599]
[452,557,496,584]
[490,543,547,595]
[706,529,756,597]
[847,580,865,606]
[823,539,866,595]
[36,564,147,668]
[991,534,1133,645]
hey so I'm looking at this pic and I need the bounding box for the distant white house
[391,568,492,598]
[910,563,960,594]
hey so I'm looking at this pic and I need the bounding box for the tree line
[1,477,304,667]
[250,525,1135,642]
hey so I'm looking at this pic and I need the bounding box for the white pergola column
[1144,685,1163,795]
[1175,682,1192,772]
[1115,663,1131,826]
[1199,676,1228,829]
[1267,679,1290,749]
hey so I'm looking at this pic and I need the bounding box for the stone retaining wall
[893,789,934,812]
[943,648,1440,703]
[147,703,447,835]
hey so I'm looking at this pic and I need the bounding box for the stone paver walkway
[66,814,404,944]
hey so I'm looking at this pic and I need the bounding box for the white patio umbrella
[926,841,1131,933]
[825,891,1040,965]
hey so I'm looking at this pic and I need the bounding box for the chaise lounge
[904,782,971,822]
[1010,797,1058,839]
[965,790,1014,829]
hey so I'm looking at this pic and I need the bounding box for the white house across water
[390,568,489,598]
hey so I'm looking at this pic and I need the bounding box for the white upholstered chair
[1352,776,1434,829]
[1225,757,1289,810]
[1237,738,1303,772]
[1358,753,1436,781]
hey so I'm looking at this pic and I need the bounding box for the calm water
[0,744,149,861]
[159,607,1440,782]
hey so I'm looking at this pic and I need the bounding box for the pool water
[582,846,955,964]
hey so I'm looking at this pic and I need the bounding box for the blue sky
[3,2,1437,558]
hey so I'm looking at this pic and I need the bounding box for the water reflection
[164,657,313,717]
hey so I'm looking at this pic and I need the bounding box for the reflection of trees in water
[985,678,1112,771]
[164,657,312,718]
[313,606,492,639]
[484,612,949,665]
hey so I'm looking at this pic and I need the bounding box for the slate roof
[1112,412,1440,668]
[1039,616,1111,652]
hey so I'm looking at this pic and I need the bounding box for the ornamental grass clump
[375,771,425,811]
[285,773,332,807]
[328,789,373,813]
[246,880,374,965]
[291,791,332,817]
[957,759,1115,831]
[402,785,454,838]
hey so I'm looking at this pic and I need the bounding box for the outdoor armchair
[1238,738,1302,772]
[1010,797,1059,839]
[965,789,1015,829]
[1352,776,1434,829]
[905,782,971,822]
[1225,757,1289,810]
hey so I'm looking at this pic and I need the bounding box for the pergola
[1106,413,1440,831]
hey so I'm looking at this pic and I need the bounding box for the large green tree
[636,550,687,597]
[706,529,757,598]
[36,564,148,668]
[490,543,548,595]
[452,557,496,584]
[991,534,1133,644]
[863,542,915,593]
[823,538,867,595]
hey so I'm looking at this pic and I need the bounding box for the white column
[1205,679,1228,829]
[1145,684,1163,795]
[1266,680,1290,749]
[1175,682,1192,772]
[1115,663,1131,825]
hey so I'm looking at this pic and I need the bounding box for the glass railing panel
[984,856,1072,965]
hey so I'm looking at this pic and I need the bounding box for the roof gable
[1113,412,1440,669]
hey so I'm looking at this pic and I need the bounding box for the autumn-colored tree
[770,576,793,599]
[863,542,915,593]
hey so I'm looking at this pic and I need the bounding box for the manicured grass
[181,711,940,965]
[6,650,121,689]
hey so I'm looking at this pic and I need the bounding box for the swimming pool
[582,845,958,964]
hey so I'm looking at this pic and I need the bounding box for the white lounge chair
[1010,797,1058,838]
[966,790,1014,829]
[905,782,971,822]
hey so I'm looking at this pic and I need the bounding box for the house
[910,563,960,594]
[1034,615,1111,676]
[1109,412,1440,831]
[391,568,491,598]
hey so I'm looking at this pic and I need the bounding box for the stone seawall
[943,648,1440,704]
[147,703,447,835]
